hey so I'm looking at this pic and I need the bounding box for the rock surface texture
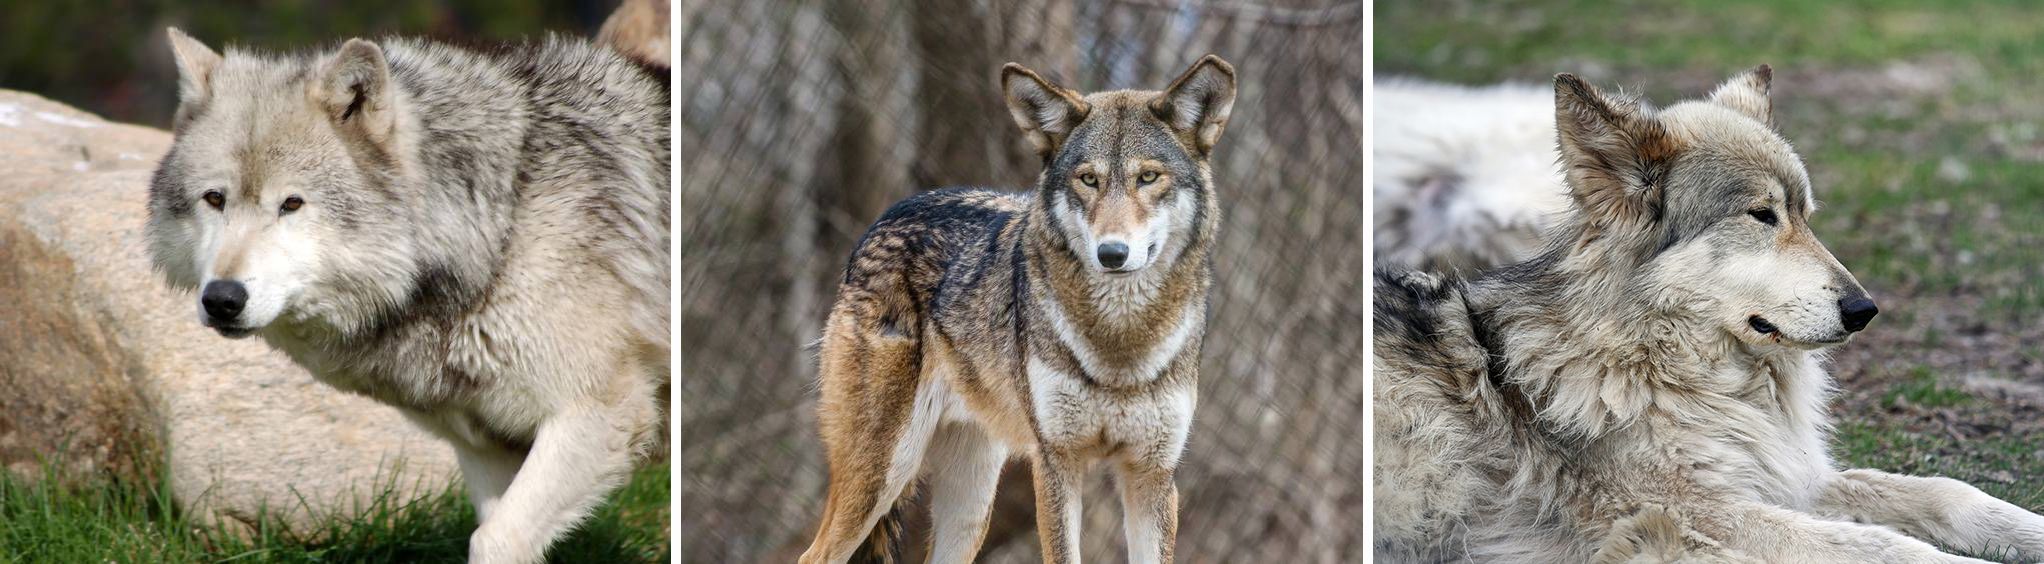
[0,90,456,532]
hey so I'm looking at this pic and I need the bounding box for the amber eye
[1078,173,1098,188]
[280,196,304,214]
[202,190,225,210]
[1138,171,1161,184]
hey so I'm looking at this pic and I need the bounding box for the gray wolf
[1373,66,2044,563]
[797,55,1236,564]
[144,28,669,563]
[1372,79,1567,271]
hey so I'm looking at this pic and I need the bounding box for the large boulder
[0,90,457,531]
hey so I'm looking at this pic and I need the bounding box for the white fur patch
[1026,356,1196,466]
[888,373,950,489]
[201,215,319,330]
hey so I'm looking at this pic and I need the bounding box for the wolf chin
[797,56,1235,564]
[1373,66,2044,563]
[144,29,669,564]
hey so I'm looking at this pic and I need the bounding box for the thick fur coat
[146,30,669,563]
[1373,67,2044,563]
[799,57,1236,564]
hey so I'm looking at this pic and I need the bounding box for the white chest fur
[1026,356,1196,467]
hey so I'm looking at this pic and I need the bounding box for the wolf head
[1548,66,1877,349]
[146,28,420,339]
[1002,56,1234,276]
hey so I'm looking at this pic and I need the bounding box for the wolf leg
[922,422,1008,564]
[453,442,525,522]
[467,402,641,564]
[799,308,940,564]
[1114,459,1179,564]
[1815,468,2044,559]
[1032,447,1087,564]
[1713,501,1992,563]
[797,379,942,564]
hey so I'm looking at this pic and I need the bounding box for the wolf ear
[1709,64,1773,127]
[1554,73,1679,229]
[1151,55,1236,155]
[314,39,397,143]
[166,28,221,125]
[1002,63,1089,158]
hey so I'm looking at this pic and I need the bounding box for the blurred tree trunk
[908,0,1077,188]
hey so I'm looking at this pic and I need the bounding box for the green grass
[0,458,669,563]
[1378,0,2044,86]
[1882,366,1974,409]
[1834,421,2043,561]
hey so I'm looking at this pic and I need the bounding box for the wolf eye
[280,196,304,214]
[202,190,225,210]
[1748,208,1778,225]
[1138,171,1161,184]
[1078,173,1098,188]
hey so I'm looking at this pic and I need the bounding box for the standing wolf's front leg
[452,441,526,522]
[1115,460,1179,564]
[1033,447,1088,564]
[1816,469,2044,559]
[468,403,640,564]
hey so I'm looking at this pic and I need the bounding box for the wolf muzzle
[1839,295,1878,333]
[202,279,248,324]
[1098,241,1131,269]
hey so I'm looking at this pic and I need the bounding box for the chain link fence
[680,0,1364,560]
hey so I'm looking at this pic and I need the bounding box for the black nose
[1097,242,1129,269]
[1839,296,1879,332]
[202,280,247,321]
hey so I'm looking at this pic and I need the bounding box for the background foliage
[0,0,617,127]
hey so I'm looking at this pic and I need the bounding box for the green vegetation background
[0,0,615,126]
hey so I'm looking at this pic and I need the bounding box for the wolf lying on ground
[1373,66,2044,563]
[797,56,1236,564]
[145,29,669,563]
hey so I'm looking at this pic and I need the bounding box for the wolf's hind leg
[799,305,940,564]
[922,422,1008,563]
[1816,468,2044,559]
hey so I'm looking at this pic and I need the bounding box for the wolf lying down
[146,29,668,563]
[1373,67,2044,563]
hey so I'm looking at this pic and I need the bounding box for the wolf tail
[848,490,915,564]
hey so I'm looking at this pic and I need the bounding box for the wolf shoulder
[844,187,1031,275]
[1373,268,1490,386]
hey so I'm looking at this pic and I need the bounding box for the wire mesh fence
[679,0,1364,560]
